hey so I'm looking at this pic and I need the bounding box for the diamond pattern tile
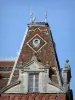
[26,34,47,53]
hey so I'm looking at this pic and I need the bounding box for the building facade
[0,16,73,100]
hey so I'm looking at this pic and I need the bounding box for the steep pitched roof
[0,60,18,89]
[0,61,14,66]
[7,22,62,86]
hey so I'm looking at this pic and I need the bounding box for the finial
[33,16,36,22]
[44,9,47,22]
[66,59,69,63]
[30,11,33,23]
[64,59,70,70]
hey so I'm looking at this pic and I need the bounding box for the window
[28,73,39,92]
[0,66,12,71]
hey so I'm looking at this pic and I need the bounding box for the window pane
[35,74,39,79]
[29,78,33,82]
[28,88,33,92]
[35,78,38,82]
[29,75,33,79]
[28,74,33,92]
[35,87,38,92]
[28,82,33,87]
[35,82,38,87]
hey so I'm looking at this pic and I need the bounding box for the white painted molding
[7,28,28,85]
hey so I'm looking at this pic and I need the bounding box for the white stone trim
[7,28,28,85]
[34,27,41,31]
[48,27,62,86]
[52,67,56,70]
[26,34,47,53]
[29,28,48,32]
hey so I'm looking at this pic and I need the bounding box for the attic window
[28,73,39,92]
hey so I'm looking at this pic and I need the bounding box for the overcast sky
[0,0,75,96]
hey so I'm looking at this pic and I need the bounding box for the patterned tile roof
[18,25,57,69]
[0,61,14,89]
[16,24,60,84]
[0,93,66,100]
[0,70,19,89]
[0,79,8,89]
[0,61,14,66]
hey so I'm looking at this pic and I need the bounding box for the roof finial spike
[30,11,33,23]
[44,9,47,22]
[33,16,36,22]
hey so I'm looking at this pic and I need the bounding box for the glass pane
[29,75,33,79]
[35,78,38,82]
[35,87,38,92]
[35,74,39,79]
[28,74,33,92]
[28,88,33,92]
[35,82,38,87]
[35,74,39,92]
[28,82,33,87]
[29,78,33,82]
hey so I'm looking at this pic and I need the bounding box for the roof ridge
[0,58,15,61]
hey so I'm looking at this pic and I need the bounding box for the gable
[18,25,56,68]
[17,23,61,84]
[7,22,62,86]
[24,61,46,71]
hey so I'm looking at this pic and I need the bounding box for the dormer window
[28,73,39,92]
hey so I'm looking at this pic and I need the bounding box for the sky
[0,0,75,96]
